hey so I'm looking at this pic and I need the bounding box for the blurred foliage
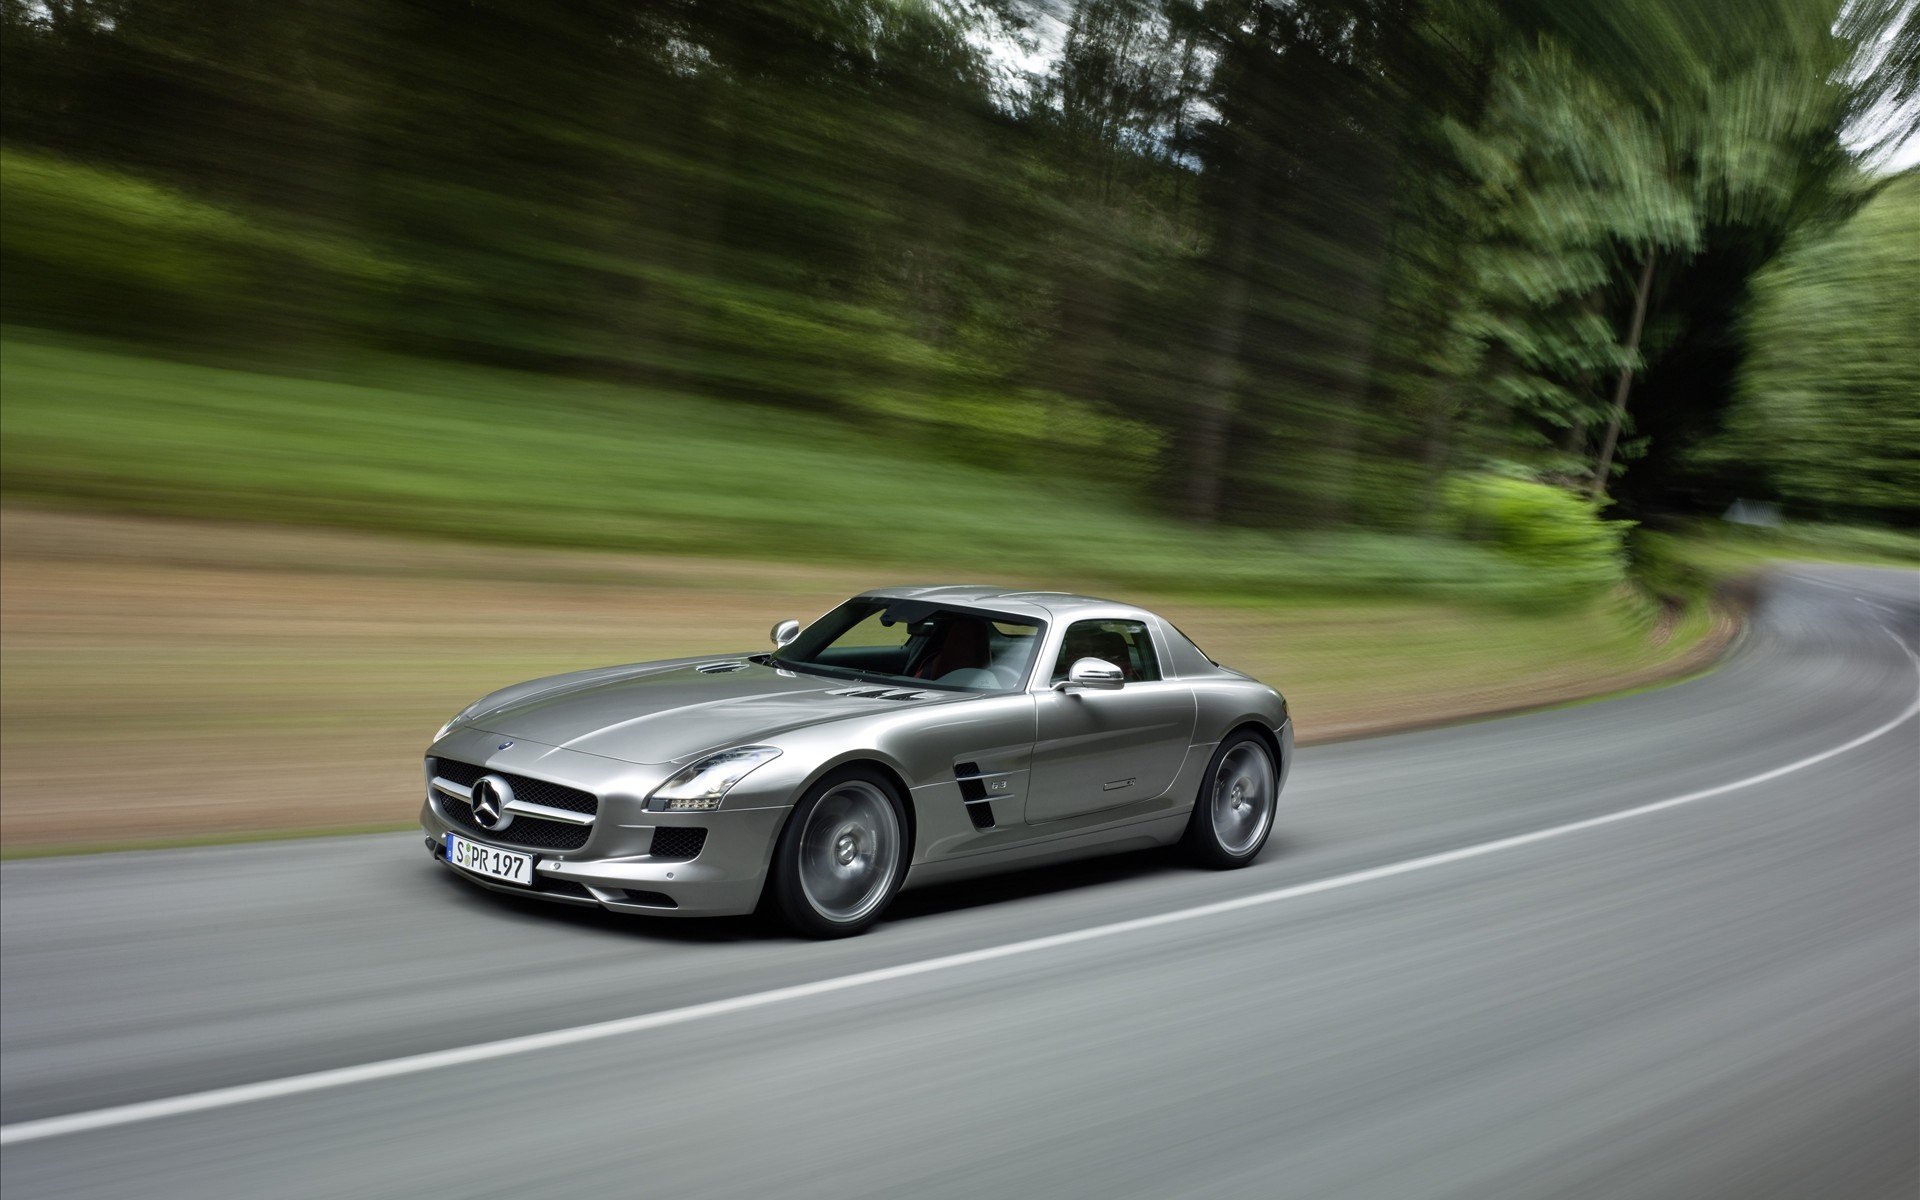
[0,0,1913,583]
[0,146,396,339]
[1443,473,1630,602]
[1700,171,1920,522]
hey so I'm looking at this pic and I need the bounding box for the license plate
[445,833,533,886]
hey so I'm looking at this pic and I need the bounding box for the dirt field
[0,507,1735,851]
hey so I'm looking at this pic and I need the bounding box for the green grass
[2,330,1609,608]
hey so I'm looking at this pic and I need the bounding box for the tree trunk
[1168,32,1200,219]
[1310,119,1398,528]
[1417,382,1455,527]
[1183,257,1253,523]
[1590,253,1658,502]
[1181,24,1275,525]
[1414,33,1498,528]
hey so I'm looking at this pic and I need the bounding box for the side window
[1052,619,1162,684]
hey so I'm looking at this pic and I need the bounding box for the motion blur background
[0,0,1915,852]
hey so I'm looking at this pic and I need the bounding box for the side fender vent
[955,762,995,828]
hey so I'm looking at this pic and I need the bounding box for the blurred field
[0,506,1731,853]
[0,333,1626,609]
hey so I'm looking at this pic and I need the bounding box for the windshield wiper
[768,657,859,681]
[774,659,930,689]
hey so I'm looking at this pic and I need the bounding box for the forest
[2,0,1916,554]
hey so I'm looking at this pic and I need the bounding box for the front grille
[431,757,596,852]
[432,758,597,815]
[649,827,708,860]
[438,793,592,850]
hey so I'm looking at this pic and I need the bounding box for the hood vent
[695,661,750,675]
[827,687,928,701]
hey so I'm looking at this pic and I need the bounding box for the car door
[1025,617,1196,824]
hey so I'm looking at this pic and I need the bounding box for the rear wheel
[1182,729,1277,868]
[767,767,907,937]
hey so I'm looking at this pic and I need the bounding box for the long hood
[459,657,956,763]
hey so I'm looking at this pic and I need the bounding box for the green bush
[1444,474,1630,600]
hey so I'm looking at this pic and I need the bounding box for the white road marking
[3,627,1916,1149]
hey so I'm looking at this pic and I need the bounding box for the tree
[1702,171,1920,522]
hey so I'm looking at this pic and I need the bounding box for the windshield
[775,598,1045,692]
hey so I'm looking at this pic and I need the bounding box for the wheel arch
[789,752,919,863]
[1224,718,1284,774]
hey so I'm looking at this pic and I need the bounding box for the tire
[1181,729,1278,868]
[766,766,909,937]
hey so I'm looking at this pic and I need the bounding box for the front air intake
[649,827,708,860]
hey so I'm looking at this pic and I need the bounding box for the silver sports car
[422,586,1292,936]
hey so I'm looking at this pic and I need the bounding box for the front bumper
[421,728,795,917]
[422,799,788,917]
[424,806,791,917]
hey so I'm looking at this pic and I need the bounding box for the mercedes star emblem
[469,774,515,832]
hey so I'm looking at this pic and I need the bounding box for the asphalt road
[2,565,1915,1200]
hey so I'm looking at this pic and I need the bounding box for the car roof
[853,585,1146,623]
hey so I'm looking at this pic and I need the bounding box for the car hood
[459,657,958,764]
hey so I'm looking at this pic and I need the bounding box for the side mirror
[770,619,801,649]
[1056,657,1125,691]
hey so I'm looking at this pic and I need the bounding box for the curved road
[2,566,1916,1199]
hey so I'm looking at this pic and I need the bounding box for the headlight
[433,704,480,743]
[648,746,782,811]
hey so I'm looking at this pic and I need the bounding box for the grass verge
[0,508,1733,856]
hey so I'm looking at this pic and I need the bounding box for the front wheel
[1182,730,1278,868]
[766,767,908,937]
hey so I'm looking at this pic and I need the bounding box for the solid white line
[3,627,1916,1148]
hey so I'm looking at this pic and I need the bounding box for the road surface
[2,565,1915,1199]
